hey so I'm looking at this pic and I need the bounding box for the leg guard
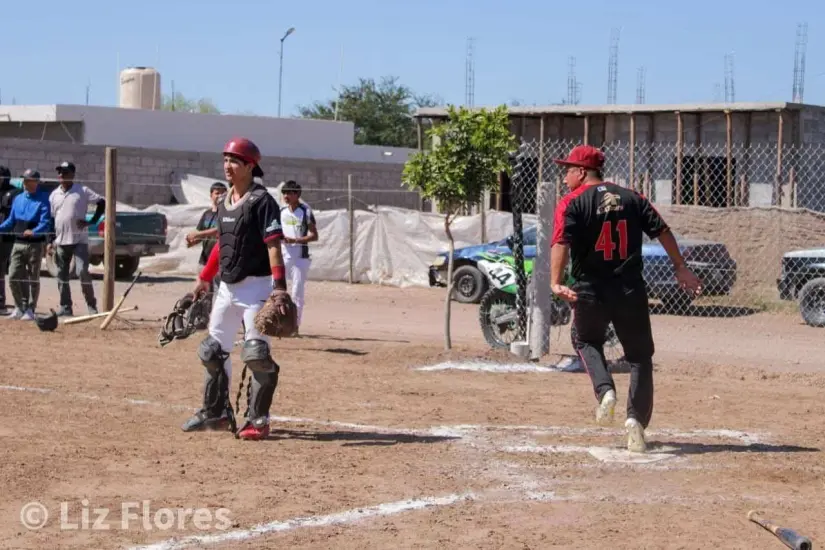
[240,339,279,422]
[198,335,232,420]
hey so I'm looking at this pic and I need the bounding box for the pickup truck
[11,178,169,280]
[777,246,825,327]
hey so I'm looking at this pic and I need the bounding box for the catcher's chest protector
[217,185,271,284]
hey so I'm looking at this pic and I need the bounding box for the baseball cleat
[181,410,231,432]
[595,389,617,425]
[237,418,270,440]
[625,418,647,453]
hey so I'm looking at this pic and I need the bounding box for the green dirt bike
[475,251,623,361]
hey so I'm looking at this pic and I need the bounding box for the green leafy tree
[298,76,440,148]
[402,105,517,349]
[161,93,220,114]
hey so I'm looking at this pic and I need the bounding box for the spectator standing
[0,165,22,310]
[279,180,318,335]
[0,169,52,320]
[48,161,105,316]
[185,181,227,291]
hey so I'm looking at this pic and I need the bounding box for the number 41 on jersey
[595,219,628,261]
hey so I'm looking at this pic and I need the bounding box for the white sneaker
[5,308,23,320]
[625,418,647,453]
[20,309,35,321]
[595,389,617,425]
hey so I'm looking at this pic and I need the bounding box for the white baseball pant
[284,255,311,327]
[207,275,272,382]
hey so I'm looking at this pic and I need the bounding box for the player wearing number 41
[549,145,703,453]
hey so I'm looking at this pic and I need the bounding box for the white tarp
[137,174,535,287]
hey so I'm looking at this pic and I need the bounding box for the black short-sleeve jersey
[551,181,669,284]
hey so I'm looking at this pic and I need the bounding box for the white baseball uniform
[280,202,315,328]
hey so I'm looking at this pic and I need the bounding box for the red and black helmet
[223,137,264,178]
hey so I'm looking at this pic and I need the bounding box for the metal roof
[414,101,825,119]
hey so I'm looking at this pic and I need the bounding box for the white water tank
[119,67,161,110]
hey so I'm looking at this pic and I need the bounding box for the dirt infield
[1,277,823,549]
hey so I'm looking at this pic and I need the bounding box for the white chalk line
[127,492,477,550]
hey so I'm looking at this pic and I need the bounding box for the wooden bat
[748,510,812,550]
[62,306,138,325]
[100,271,142,330]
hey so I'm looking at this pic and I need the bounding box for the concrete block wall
[0,137,417,210]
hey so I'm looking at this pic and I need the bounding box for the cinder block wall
[0,138,417,210]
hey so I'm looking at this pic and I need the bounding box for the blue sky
[2,0,823,116]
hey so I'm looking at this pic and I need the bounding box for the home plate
[587,445,680,464]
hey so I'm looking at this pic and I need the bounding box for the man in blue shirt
[0,169,52,320]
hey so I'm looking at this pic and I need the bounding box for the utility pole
[278,27,296,117]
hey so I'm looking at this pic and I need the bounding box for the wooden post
[538,114,546,216]
[629,113,637,191]
[644,171,651,197]
[790,167,797,208]
[416,119,423,151]
[725,110,733,207]
[102,147,117,311]
[774,110,784,206]
[695,112,703,206]
[675,111,683,205]
[583,115,590,145]
[347,174,354,284]
[693,172,700,206]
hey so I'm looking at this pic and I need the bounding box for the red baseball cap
[553,145,605,170]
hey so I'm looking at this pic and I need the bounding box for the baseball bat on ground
[63,305,138,325]
[100,271,142,330]
[748,510,812,550]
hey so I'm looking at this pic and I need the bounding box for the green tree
[161,93,221,114]
[298,76,440,148]
[402,105,517,349]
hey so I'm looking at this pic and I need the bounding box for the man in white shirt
[48,161,105,316]
[279,181,318,335]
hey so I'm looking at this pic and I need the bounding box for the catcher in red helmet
[181,137,297,441]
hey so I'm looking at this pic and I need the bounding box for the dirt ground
[0,275,823,549]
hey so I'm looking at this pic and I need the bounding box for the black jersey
[551,182,669,285]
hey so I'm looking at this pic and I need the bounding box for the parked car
[428,225,737,310]
[11,177,169,280]
[776,247,825,327]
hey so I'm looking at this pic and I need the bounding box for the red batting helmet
[223,137,264,178]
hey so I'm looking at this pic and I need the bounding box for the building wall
[0,104,415,165]
[0,137,416,210]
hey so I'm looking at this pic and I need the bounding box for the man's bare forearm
[656,229,686,269]
[550,243,569,286]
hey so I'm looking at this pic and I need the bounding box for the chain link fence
[508,138,825,361]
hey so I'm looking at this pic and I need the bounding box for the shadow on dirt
[312,347,369,356]
[268,428,460,447]
[652,441,820,455]
[298,334,411,344]
[650,303,760,318]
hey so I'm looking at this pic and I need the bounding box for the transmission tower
[636,66,646,104]
[465,37,475,107]
[724,52,736,103]
[566,56,581,104]
[792,22,808,102]
[607,27,620,104]
[713,83,722,103]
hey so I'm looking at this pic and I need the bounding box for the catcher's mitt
[254,290,298,337]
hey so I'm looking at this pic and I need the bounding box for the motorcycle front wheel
[478,288,520,350]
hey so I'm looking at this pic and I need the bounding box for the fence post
[510,146,529,350]
[675,111,683,205]
[629,113,636,191]
[347,174,354,284]
[529,179,554,360]
[725,110,733,207]
[103,147,117,311]
[774,110,784,206]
